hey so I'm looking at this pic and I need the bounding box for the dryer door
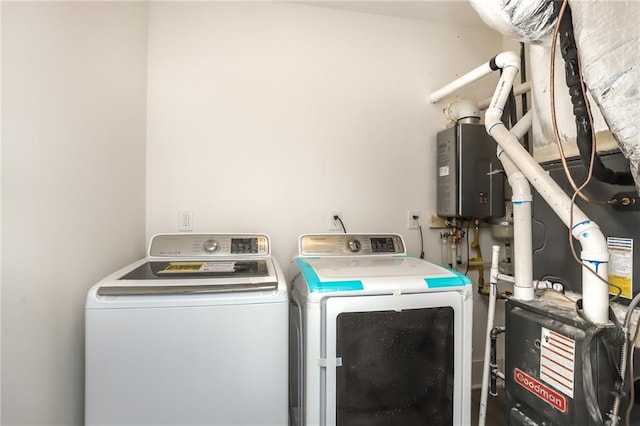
[324,292,464,426]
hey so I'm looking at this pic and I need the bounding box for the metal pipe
[490,326,506,397]
[479,246,501,426]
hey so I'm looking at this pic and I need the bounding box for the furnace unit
[505,296,622,425]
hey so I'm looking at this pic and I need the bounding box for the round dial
[347,238,361,253]
[202,239,219,253]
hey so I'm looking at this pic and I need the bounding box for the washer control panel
[299,234,405,256]
[149,234,270,257]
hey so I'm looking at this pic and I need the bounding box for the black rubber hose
[557,2,634,186]
[507,88,518,129]
[519,42,530,153]
[498,69,518,131]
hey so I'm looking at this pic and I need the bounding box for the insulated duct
[570,0,640,195]
[557,2,634,186]
[470,0,640,195]
[468,0,556,45]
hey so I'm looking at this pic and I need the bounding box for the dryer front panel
[323,291,468,426]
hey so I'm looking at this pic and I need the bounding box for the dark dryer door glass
[336,307,454,426]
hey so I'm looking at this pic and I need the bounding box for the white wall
[146,2,501,262]
[146,0,503,388]
[0,2,4,420]
[1,3,148,424]
[0,2,505,423]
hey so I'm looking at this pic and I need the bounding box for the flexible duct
[470,0,640,194]
[557,2,633,186]
[469,0,556,45]
[570,0,640,194]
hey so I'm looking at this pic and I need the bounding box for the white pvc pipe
[485,54,520,110]
[497,273,515,283]
[485,67,610,325]
[430,50,610,323]
[479,246,502,426]
[477,81,531,110]
[494,111,535,301]
[504,163,534,301]
[508,107,533,140]
[447,100,481,122]
[429,61,494,103]
[451,243,457,268]
[441,236,449,265]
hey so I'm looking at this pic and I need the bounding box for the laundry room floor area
[471,387,507,426]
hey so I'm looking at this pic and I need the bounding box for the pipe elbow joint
[494,51,520,71]
[508,172,532,202]
[573,221,608,262]
[485,108,503,131]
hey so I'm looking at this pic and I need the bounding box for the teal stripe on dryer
[425,267,472,288]
[294,258,363,293]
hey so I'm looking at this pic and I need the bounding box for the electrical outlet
[179,209,193,231]
[407,210,421,230]
[329,210,343,231]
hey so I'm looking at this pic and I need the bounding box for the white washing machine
[289,233,473,426]
[85,233,288,426]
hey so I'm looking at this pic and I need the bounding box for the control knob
[347,238,361,253]
[203,239,219,253]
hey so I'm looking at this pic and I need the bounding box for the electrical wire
[417,220,425,260]
[334,215,347,233]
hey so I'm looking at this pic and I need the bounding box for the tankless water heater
[436,123,505,219]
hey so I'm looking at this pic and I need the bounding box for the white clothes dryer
[85,233,288,426]
[289,233,472,426]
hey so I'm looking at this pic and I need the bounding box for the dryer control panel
[149,233,270,257]
[299,234,405,256]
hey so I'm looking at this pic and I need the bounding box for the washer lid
[96,232,278,296]
[97,258,279,296]
[296,256,470,293]
[120,259,270,280]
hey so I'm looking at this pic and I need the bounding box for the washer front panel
[149,233,270,257]
[299,234,405,257]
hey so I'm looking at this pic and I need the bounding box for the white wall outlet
[329,210,343,231]
[179,209,193,231]
[407,210,421,230]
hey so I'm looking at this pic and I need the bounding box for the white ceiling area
[296,1,488,28]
